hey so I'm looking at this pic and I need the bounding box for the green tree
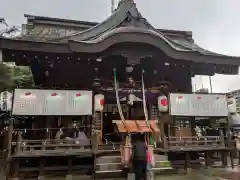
[0,63,13,92]
[11,66,34,88]
[0,63,34,92]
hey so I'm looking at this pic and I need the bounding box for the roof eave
[1,30,240,70]
[24,14,98,27]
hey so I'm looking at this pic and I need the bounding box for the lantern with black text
[94,94,104,112]
[158,95,168,112]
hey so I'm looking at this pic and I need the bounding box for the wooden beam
[112,120,158,123]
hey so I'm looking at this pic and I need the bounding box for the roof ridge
[49,0,134,42]
[49,0,171,42]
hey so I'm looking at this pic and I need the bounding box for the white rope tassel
[113,69,125,121]
[142,70,150,128]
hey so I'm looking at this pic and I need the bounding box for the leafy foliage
[11,65,34,88]
[0,63,34,92]
[0,63,13,92]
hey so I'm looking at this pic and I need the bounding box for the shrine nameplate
[12,89,43,115]
[66,90,92,115]
[42,90,67,115]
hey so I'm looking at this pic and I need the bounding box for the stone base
[184,168,192,174]
[38,175,45,180]
[127,173,135,180]
[127,172,155,180]
[147,171,155,180]
[65,174,73,180]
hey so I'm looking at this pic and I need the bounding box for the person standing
[132,134,147,180]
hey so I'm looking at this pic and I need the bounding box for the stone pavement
[1,167,239,180]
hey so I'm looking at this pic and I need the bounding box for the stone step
[96,154,122,172]
[95,169,123,174]
[155,160,172,169]
[154,154,168,161]
[96,155,121,164]
[96,162,122,172]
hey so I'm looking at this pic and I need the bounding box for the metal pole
[209,76,213,93]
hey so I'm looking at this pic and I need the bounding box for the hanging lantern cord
[113,68,131,145]
[142,69,151,144]
[113,68,125,121]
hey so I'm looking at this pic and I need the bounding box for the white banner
[66,90,92,115]
[12,89,92,116]
[169,93,228,117]
[12,89,43,115]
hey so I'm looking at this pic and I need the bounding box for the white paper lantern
[94,94,104,112]
[0,91,12,111]
[157,95,168,112]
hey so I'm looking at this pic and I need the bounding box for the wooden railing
[10,136,120,156]
[11,138,92,156]
[166,136,226,150]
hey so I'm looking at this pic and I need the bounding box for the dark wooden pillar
[93,112,102,145]
[38,158,45,180]
[66,157,73,180]
[10,158,19,180]
[92,131,98,154]
[238,150,240,165]
[229,150,234,168]
[16,132,22,156]
[45,117,51,140]
[6,118,13,179]
[7,118,13,158]
[92,131,98,179]
[221,151,227,167]
[87,116,91,137]
[204,151,209,168]
[184,152,190,174]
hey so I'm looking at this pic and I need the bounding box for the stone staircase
[95,153,172,173]
[95,154,123,174]
[153,154,173,171]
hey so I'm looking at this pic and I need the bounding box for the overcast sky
[1,0,240,93]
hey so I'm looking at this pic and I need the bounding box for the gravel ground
[0,167,239,180]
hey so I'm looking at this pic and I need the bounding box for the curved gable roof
[53,0,138,42]
[1,0,240,68]
[49,0,240,65]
